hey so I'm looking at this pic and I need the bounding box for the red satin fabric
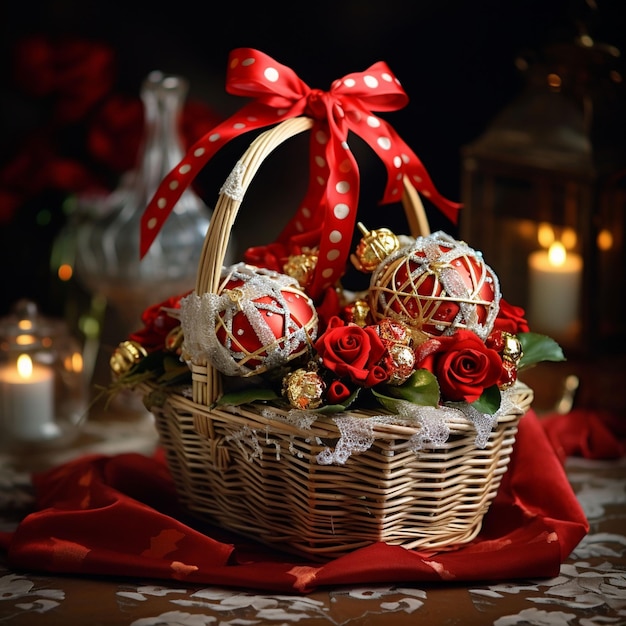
[3,408,615,593]
[541,408,625,463]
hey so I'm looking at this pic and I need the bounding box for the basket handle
[195,116,430,297]
[192,116,431,404]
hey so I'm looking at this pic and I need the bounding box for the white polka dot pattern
[140,47,461,301]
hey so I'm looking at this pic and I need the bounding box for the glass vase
[74,70,214,337]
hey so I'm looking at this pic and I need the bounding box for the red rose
[414,329,503,403]
[128,293,189,352]
[494,299,530,334]
[315,316,390,387]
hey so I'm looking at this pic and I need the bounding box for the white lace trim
[218,386,525,466]
[220,160,246,202]
[180,263,317,377]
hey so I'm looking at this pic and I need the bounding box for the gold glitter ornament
[165,325,184,352]
[376,318,413,346]
[501,332,523,365]
[387,344,416,385]
[110,340,148,377]
[375,319,415,385]
[351,222,400,273]
[282,367,326,410]
[283,248,319,289]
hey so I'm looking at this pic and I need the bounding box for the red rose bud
[326,380,353,405]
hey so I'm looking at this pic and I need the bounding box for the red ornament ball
[210,264,318,376]
[368,232,501,341]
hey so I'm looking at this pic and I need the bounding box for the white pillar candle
[528,242,583,336]
[0,354,59,442]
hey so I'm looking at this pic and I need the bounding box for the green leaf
[518,332,566,369]
[470,384,501,415]
[374,369,440,408]
[217,387,280,406]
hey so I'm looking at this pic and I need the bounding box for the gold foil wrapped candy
[282,367,326,410]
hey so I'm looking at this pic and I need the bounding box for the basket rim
[141,379,533,440]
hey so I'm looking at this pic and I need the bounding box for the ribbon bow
[140,48,461,300]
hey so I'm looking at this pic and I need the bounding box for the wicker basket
[143,116,534,560]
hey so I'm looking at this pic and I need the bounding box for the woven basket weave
[143,116,534,560]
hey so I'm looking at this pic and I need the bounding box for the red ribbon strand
[139,48,461,300]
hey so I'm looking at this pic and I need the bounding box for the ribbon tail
[345,112,462,226]
[383,123,461,224]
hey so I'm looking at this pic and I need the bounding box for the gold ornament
[376,318,413,346]
[283,248,319,289]
[282,367,326,410]
[351,222,400,273]
[343,299,371,327]
[110,340,148,377]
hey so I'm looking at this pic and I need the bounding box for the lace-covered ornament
[180,263,318,376]
[369,231,501,341]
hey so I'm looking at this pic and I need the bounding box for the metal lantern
[460,33,625,355]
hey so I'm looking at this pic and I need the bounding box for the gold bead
[110,340,148,377]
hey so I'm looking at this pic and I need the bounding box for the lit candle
[0,354,59,442]
[528,241,583,336]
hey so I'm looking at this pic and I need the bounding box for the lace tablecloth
[1,410,625,626]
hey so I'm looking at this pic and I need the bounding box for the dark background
[1,0,624,318]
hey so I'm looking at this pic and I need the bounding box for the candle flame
[548,241,567,266]
[17,354,33,379]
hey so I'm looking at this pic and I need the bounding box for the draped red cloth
[2,407,619,593]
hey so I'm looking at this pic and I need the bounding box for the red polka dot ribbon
[140,47,461,300]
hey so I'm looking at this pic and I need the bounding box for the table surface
[1,394,625,626]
